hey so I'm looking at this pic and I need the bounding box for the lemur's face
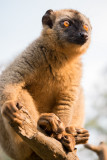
[54,12,91,45]
[42,9,92,46]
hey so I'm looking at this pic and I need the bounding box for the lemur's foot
[38,113,65,137]
[38,113,76,152]
[66,126,89,144]
[61,132,76,152]
[1,101,23,125]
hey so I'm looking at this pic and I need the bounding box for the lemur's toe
[61,133,75,152]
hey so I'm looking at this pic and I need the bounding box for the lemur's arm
[0,45,39,107]
[52,87,79,127]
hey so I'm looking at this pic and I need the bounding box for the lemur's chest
[26,63,81,113]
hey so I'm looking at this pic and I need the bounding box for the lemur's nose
[79,32,88,40]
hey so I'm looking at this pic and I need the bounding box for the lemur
[0,9,91,160]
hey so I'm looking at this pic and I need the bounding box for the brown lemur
[0,9,91,160]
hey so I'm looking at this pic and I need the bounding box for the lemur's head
[42,9,92,55]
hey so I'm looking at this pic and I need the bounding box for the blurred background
[0,0,107,159]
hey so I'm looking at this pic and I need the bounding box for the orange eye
[83,25,88,31]
[63,21,70,27]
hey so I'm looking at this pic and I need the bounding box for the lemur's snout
[77,31,88,44]
[79,32,88,40]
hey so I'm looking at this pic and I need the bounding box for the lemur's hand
[1,101,23,125]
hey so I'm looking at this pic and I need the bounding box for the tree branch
[85,142,107,160]
[10,107,79,160]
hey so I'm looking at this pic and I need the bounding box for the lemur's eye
[83,25,88,31]
[63,21,70,27]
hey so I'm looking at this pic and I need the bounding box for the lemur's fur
[0,9,91,160]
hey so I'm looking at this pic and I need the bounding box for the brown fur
[0,9,91,159]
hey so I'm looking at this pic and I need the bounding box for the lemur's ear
[42,9,54,28]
